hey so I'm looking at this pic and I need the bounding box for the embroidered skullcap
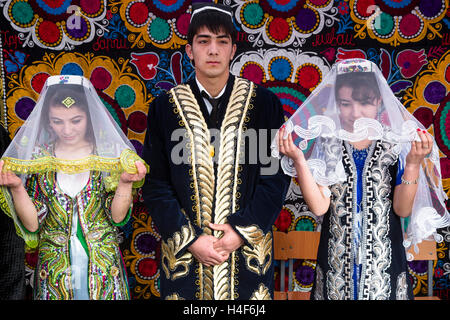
[337,59,373,74]
[191,2,233,21]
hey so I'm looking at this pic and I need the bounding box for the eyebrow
[195,33,231,40]
[50,115,84,121]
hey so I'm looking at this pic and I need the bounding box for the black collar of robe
[187,74,236,129]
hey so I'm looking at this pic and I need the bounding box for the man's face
[186,26,236,81]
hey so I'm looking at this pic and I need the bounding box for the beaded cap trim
[337,59,373,74]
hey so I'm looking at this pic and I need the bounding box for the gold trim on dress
[165,293,185,300]
[1,149,147,176]
[0,149,148,193]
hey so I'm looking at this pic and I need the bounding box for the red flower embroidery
[396,49,427,79]
[130,52,159,80]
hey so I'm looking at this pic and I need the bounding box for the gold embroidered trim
[213,78,254,299]
[170,86,215,235]
[215,78,254,226]
[170,84,216,300]
[1,149,148,193]
[165,293,185,300]
[250,284,271,300]
[1,155,121,174]
[1,149,146,175]
[236,225,272,275]
[161,224,196,281]
[169,77,254,300]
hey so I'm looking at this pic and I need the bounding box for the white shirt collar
[195,77,227,99]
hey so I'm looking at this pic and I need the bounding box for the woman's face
[337,86,381,132]
[48,104,89,148]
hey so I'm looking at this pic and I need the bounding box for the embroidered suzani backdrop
[0,0,449,299]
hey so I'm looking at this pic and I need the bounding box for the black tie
[201,91,221,126]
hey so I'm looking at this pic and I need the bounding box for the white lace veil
[0,75,147,248]
[271,58,449,259]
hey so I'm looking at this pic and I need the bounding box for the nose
[350,105,362,119]
[62,123,73,135]
[207,40,219,55]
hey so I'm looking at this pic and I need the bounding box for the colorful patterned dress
[25,145,130,300]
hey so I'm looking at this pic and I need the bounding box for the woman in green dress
[0,75,147,300]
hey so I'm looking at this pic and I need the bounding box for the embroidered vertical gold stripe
[213,78,253,300]
[170,86,215,234]
[170,78,254,300]
[229,81,253,299]
[170,85,215,300]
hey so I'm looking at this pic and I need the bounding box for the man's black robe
[142,75,290,300]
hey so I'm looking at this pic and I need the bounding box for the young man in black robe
[142,3,290,300]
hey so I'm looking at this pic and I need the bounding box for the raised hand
[406,129,433,166]
[111,161,147,224]
[278,126,305,164]
[0,160,38,231]
[119,161,147,184]
[393,129,434,218]
[0,160,24,190]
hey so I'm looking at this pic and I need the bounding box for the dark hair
[335,72,381,105]
[41,84,94,142]
[187,9,237,45]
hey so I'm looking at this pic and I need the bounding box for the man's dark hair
[187,9,237,45]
